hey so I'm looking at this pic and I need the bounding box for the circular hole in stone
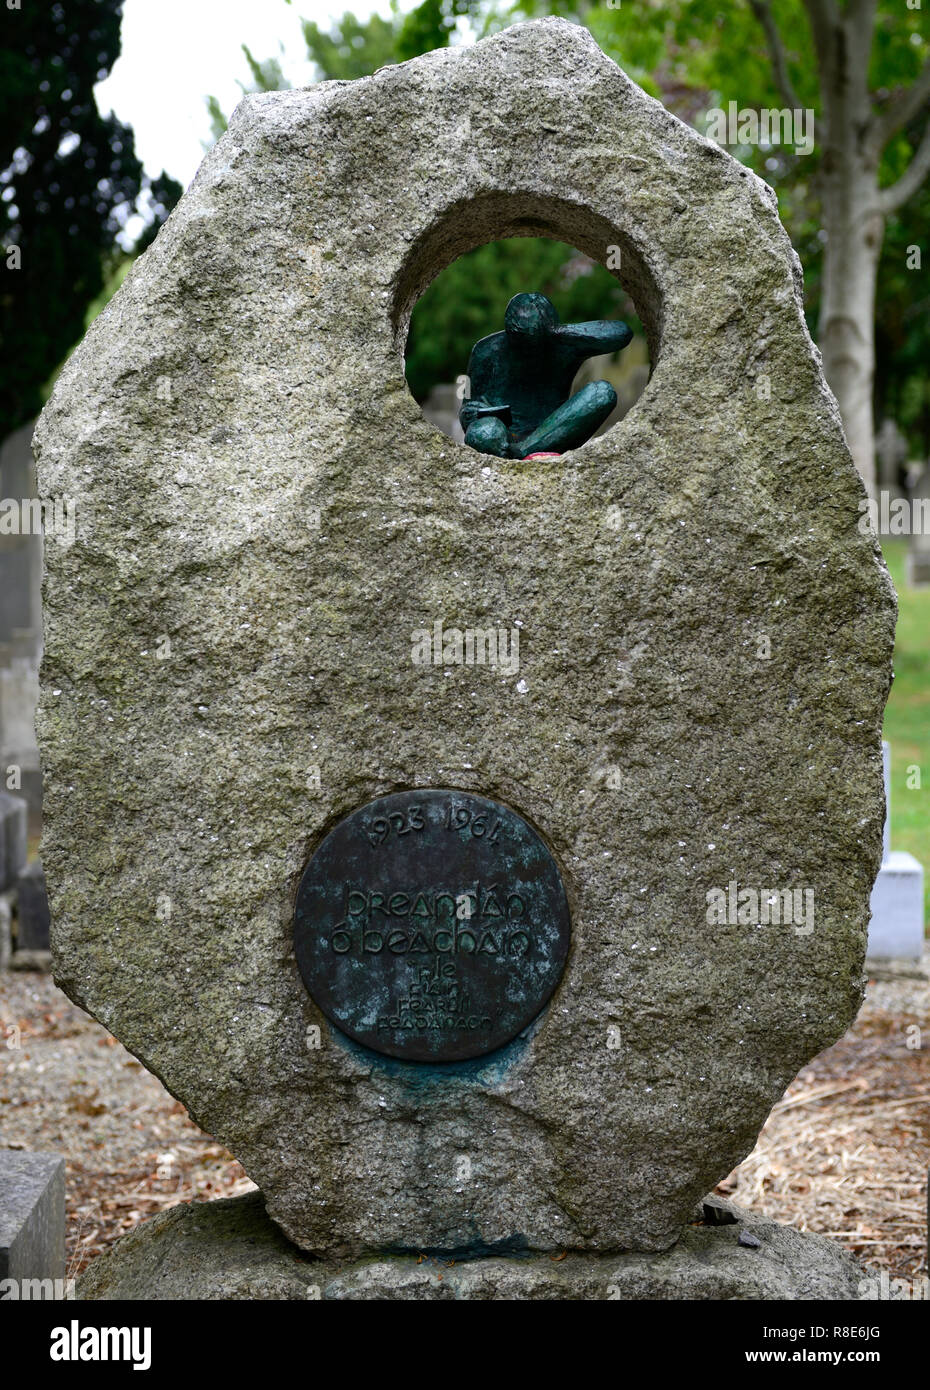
[393,193,657,456]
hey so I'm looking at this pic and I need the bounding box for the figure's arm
[460,395,511,429]
[458,343,511,429]
[554,320,633,357]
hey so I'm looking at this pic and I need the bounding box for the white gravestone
[867,741,925,960]
[906,466,930,587]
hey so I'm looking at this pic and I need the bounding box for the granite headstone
[35,20,895,1274]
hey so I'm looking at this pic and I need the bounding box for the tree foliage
[302,5,403,78]
[0,0,181,438]
[206,1,637,402]
[522,0,930,458]
[210,0,929,449]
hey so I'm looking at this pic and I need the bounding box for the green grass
[880,538,930,925]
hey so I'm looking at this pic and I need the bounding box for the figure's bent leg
[516,380,617,458]
[464,416,510,458]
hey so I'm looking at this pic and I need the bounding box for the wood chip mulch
[718,964,928,1283]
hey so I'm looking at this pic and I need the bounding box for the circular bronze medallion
[294,789,570,1061]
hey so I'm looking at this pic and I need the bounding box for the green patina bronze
[460,292,633,459]
[294,789,571,1062]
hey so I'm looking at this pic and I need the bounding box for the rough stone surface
[79,1191,863,1301]
[35,19,895,1258]
[0,1150,66,1282]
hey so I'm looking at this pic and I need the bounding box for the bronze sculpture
[460,292,633,458]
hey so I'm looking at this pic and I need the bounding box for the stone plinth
[79,1191,863,1302]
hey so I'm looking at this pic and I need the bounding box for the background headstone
[34,20,895,1262]
[0,892,11,971]
[0,791,27,893]
[0,422,44,834]
[420,382,465,443]
[907,465,930,587]
[16,860,51,953]
[0,1151,66,1286]
[875,418,909,491]
[867,741,925,961]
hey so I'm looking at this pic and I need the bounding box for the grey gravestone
[0,892,11,971]
[0,421,44,831]
[34,20,894,1278]
[0,1151,66,1286]
[420,382,465,444]
[16,861,50,952]
[0,421,42,660]
[875,418,909,490]
[0,658,43,833]
[0,791,27,892]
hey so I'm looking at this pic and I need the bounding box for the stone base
[906,548,930,587]
[8,948,51,972]
[865,948,929,983]
[79,1192,863,1301]
[868,851,925,960]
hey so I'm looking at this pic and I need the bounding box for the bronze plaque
[294,789,570,1061]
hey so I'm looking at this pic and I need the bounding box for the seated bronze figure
[460,292,633,459]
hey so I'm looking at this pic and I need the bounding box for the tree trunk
[817,164,883,494]
[756,0,930,493]
[807,0,883,495]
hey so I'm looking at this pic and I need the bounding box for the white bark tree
[750,0,930,491]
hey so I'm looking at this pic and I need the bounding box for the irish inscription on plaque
[294,790,571,1061]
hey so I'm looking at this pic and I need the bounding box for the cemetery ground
[1,957,926,1285]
